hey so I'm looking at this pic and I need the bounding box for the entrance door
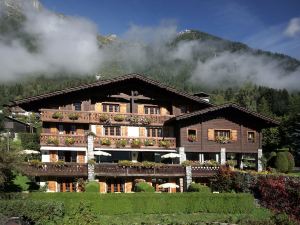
[57,178,77,192]
[106,178,125,193]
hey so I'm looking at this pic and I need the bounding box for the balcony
[21,162,88,177]
[94,136,176,150]
[40,133,87,147]
[40,109,175,125]
[94,163,185,177]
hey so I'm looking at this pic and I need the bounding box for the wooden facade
[10,74,278,192]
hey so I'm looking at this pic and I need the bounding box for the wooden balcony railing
[94,136,176,149]
[20,163,218,177]
[94,163,185,177]
[40,133,87,147]
[40,109,175,125]
[191,166,219,177]
[20,162,88,177]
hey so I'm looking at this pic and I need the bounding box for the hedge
[28,192,256,215]
[187,183,211,193]
[0,200,64,224]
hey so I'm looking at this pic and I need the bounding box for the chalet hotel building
[11,74,278,192]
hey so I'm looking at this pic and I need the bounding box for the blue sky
[41,0,300,59]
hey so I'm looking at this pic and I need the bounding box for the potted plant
[68,113,80,120]
[100,138,111,146]
[116,139,127,148]
[215,136,230,144]
[127,115,140,125]
[46,137,59,145]
[99,114,110,123]
[144,139,155,146]
[113,114,125,122]
[52,112,63,120]
[159,140,171,148]
[131,139,142,148]
[188,134,196,142]
[88,159,96,165]
[65,137,75,146]
[54,160,65,168]
[226,160,237,170]
[28,159,43,168]
[140,117,152,125]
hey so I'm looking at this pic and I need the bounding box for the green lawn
[25,192,273,224]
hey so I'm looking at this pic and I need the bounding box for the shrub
[188,183,210,193]
[68,113,80,120]
[0,200,64,224]
[287,152,295,173]
[274,152,289,173]
[210,166,234,192]
[85,181,99,192]
[52,112,63,119]
[135,182,155,192]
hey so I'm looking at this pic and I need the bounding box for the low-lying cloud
[0,0,299,90]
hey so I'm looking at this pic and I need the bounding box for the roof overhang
[171,103,279,128]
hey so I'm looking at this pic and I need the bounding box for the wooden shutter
[96,125,103,136]
[231,130,238,141]
[160,107,168,115]
[120,103,127,113]
[139,127,145,137]
[121,126,128,136]
[208,129,215,141]
[77,151,85,163]
[137,104,144,114]
[50,151,57,162]
[50,126,57,134]
[95,103,102,112]
[48,181,56,192]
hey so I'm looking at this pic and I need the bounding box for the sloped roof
[9,73,213,108]
[173,103,279,127]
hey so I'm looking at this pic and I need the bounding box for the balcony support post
[178,147,186,164]
[220,148,226,165]
[184,166,192,191]
[87,135,95,181]
[257,149,263,172]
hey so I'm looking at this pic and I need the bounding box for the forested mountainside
[0,0,299,155]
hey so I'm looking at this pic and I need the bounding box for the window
[70,125,76,134]
[104,126,121,136]
[58,124,64,134]
[214,130,231,138]
[247,131,255,143]
[74,102,81,111]
[179,106,187,114]
[187,129,197,142]
[102,103,120,113]
[146,127,163,137]
[144,106,160,115]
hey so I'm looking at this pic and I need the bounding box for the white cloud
[284,17,300,37]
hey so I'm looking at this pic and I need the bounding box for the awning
[40,146,87,152]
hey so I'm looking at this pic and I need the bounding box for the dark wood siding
[180,118,260,153]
